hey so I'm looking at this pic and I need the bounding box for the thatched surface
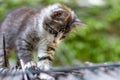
[0,62,120,80]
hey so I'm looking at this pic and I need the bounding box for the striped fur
[0,3,82,71]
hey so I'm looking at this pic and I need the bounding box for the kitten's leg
[37,35,62,70]
[16,38,36,70]
[37,40,55,80]
[37,41,50,70]
[37,40,56,70]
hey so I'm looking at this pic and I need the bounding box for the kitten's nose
[73,16,86,26]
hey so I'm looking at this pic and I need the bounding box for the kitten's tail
[0,33,9,67]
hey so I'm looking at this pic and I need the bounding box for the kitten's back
[0,6,40,49]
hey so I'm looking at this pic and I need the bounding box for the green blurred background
[0,0,120,66]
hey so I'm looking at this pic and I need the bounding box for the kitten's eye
[53,11,63,18]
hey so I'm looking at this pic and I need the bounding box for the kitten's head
[42,3,84,37]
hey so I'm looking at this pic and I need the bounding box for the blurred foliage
[0,0,120,65]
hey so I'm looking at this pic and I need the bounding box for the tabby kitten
[0,3,83,70]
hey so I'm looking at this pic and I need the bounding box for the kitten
[0,3,83,70]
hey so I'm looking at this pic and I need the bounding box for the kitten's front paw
[20,60,36,71]
[24,61,37,69]
[37,60,54,79]
[37,60,51,70]
[39,73,55,80]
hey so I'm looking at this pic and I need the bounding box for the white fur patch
[37,60,51,70]
[20,59,36,71]
[20,59,25,71]
[39,73,55,80]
